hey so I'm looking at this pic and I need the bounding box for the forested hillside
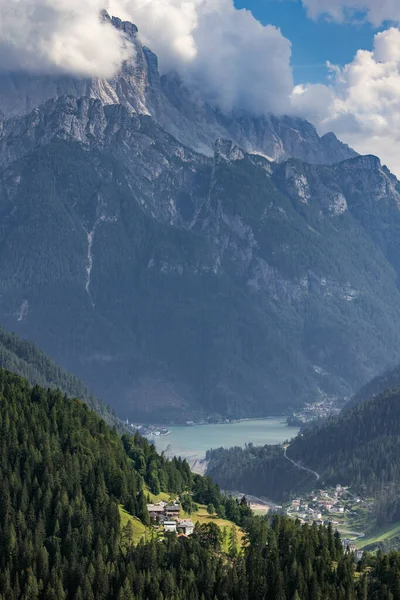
[207,386,400,511]
[347,362,400,410]
[2,366,400,600]
[0,368,148,599]
[0,324,121,428]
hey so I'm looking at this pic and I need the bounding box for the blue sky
[229,0,400,174]
[235,0,381,84]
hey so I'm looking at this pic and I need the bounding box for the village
[287,393,344,426]
[128,423,172,437]
[146,500,195,537]
[280,483,370,559]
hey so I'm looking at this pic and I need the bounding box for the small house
[147,503,165,514]
[165,503,181,518]
[177,519,194,536]
[355,550,364,561]
[164,521,177,533]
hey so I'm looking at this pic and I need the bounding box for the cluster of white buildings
[164,519,195,536]
[286,485,365,561]
[147,501,194,536]
[286,485,361,527]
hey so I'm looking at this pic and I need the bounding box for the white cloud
[111,0,294,114]
[291,28,400,175]
[301,0,400,26]
[0,0,133,77]
[0,0,294,116]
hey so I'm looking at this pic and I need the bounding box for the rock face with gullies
[0,94,400,421]
[0,13,357,165]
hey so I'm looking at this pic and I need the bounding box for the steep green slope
[358,521,400,552]
[207,386,400,505]
[0,368,148,599]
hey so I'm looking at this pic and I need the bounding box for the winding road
[283,447,320,481]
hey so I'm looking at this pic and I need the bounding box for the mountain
[1,367,398,600]
[207,385,400,508]
[1,92,400,420]
[0,15,400,422]
[0,13,357,166]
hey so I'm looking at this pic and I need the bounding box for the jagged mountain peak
[101,10,139,37]
[0,14,357,167]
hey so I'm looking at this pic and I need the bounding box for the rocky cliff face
[0,95,399,421]
[0,13,357,166]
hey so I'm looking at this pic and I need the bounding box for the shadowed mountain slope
[0,96,399,420]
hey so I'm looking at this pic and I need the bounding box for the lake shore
[150,417,300,467]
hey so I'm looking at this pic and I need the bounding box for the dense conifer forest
[2,368,400,599]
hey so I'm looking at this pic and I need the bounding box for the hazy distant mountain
[1,90,400,421]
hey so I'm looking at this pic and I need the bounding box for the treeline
[347,360,400,410]
[0,368,254,599]
[192,474,253,525]
[207,387,400,513]
[117,515,382,600]
[207,443,312,503]
[289,387,400,494]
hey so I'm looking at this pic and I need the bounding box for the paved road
[284,447,320,481]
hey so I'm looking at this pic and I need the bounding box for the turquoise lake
[151,418,300,470]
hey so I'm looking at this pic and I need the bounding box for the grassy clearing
[144,487,172,503]
[119,505,150,544]
[138,490,245,552]
[357,521,400,549]
[182,504,245,552]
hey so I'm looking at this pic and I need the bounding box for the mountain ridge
[0,13,357,166]
[0,95,400,420]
